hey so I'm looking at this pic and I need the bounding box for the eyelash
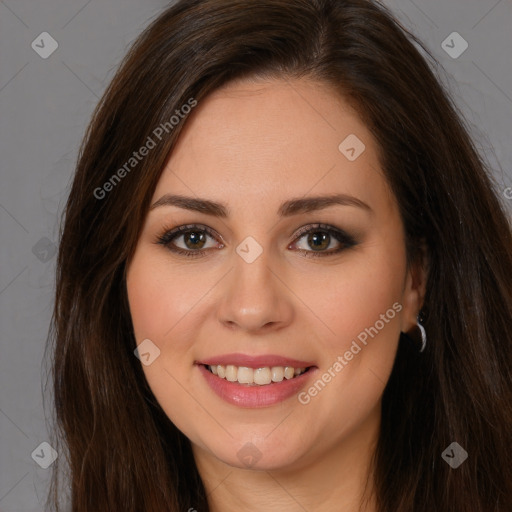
[154,223,357,259]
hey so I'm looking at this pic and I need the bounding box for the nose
[216,247,294,333]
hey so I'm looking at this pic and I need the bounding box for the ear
[401,240,428,334]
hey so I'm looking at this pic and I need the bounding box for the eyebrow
[149,193,372,217]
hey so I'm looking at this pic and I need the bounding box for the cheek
[126,251,202,344]
[301,248,405,349]
[126,252,200,427]
[300,246,406,425]
[297,255,404,422]
[125,251,196,392]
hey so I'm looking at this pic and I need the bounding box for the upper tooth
[237,366,254,384]
[254,367,272,385]
[284,367,295,379]
[208,364,307,385]
[225,365,237,382]
[271,366,284,382]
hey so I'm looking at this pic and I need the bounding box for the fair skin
[126,77,426,512]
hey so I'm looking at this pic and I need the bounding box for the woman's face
[126,78,424,472]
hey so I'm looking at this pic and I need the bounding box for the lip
[198,353,315,369]
[197,363,318,408]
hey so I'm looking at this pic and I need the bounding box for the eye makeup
[154,222,358,259]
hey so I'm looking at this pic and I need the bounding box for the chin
[206,434,308,471]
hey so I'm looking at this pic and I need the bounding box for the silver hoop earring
[417,317,427,352]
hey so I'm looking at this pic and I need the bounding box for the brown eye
[305,231,331,251]
[156,224,222,258]
[182,230,207,250]
[291,224,357,258]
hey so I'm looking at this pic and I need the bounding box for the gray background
[0,0,511,510]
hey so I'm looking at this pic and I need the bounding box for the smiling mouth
[203,364,312,386]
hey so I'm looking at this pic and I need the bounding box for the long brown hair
[44,0,512,510]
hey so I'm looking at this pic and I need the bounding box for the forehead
[153,78,395,217]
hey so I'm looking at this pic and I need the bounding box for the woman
[45,0,512,510]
